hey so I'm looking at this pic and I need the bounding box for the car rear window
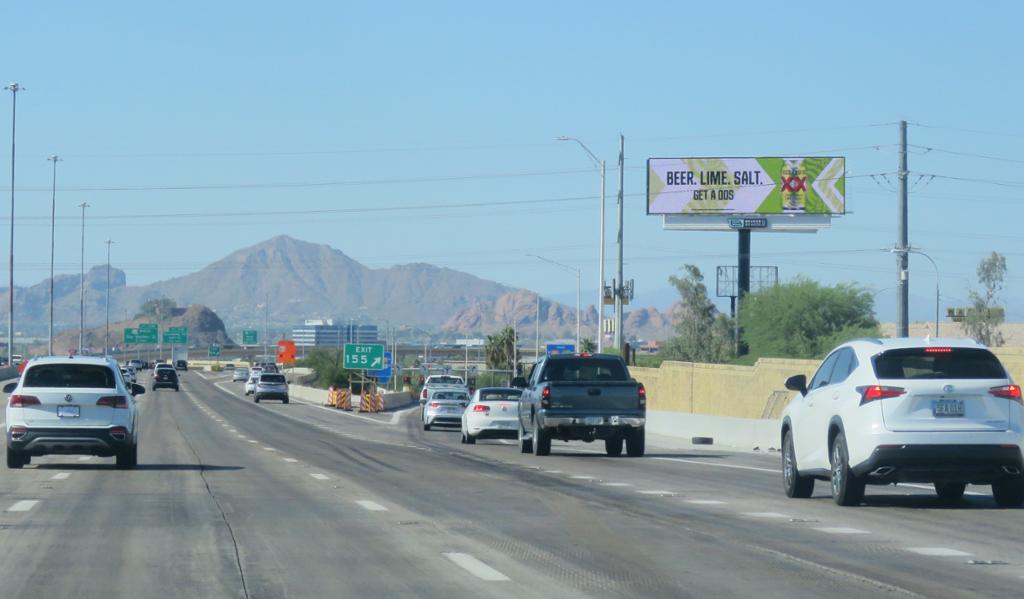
[434,392,468,400]
[157,370,177,380]
[872,348,1007,380]
[430,376,463,385]
[542,358,628,382]
[23,364,117,389]
[261,374,286,383]
[480,390,521,401]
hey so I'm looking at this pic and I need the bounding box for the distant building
[291,320,379,347]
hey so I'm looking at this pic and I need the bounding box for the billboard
[647,157,845,215]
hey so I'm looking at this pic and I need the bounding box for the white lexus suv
[5,356,144,469]
[781,338,1023,506]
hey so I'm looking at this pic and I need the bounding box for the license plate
[933,399,965,417]
[57,405,80,418]
[583,416,604,426]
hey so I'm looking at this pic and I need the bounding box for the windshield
[429,376,464,385]
[24,364,117,388]
[478,389,521,401]
[873,348,1007,380]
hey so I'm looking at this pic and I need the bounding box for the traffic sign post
[343,343,385,370]
[124,328,138,344]
[208,344,221,358]
[371,351,392,385]
[162,327,188,345]
[137,323,158,344]
[242,329,258,346]
[546,343,575,357]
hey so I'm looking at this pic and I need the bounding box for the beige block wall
[634,347,1024,420]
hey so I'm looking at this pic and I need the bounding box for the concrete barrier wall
[288,384,413,411]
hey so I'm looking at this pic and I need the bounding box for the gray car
[254,373,289,403]
[232,367,250,382]
[422,389,469,430]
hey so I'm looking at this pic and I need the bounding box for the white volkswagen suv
[781,338,1023,506]
[5,356,144,469]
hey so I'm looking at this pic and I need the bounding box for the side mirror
[132,383,146,396]
[784,374,808,396]
[286,380,291,384]
[3,382,17,394]
[510,376,528,389]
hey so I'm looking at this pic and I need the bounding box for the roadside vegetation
[964,252,1008,347]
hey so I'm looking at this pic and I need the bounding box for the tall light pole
[5,83,22,363]
[47,155,61,355]
[557,136,605,352]
[104,239,114,356]
[614,133,625,352]
[527,254,581,351]
[78,202,90,353]
[889,247,940,337]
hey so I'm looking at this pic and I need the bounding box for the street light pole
[557,136,605,353]
[47,155,61,355]
[104,239,114,356]
[908,249,940,336]
[615,133,625,351]
[5,83,22,364]
[527,254,582,350]
[78,202,90,354]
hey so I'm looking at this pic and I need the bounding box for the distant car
[11,354,24,366]
[5,356,143,468]
[254,373,289,404]
[422,388,469,431]
[232,367,250,382]
[461,387,522,444]
[781,337,1024,507]
[174,359,188,371]
[245,374,258,396]
[128,359,144,371]
[120,367,137,384]
[152,367,179,392]
[419,374,469,403]
[224,363,235,370]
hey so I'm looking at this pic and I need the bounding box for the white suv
[781,338,1023,506]
[5,356,144,469]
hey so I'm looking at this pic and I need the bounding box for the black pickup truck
[514,354,646,457]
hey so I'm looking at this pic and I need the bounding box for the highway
[2,370,1022,598]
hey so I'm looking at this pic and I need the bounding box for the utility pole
[614,133,625,352]
[104,240,114,356]
[263,292,269,362]
[535,293,540,362]
[47,155,61,355]
[5,83,22,364]
[78,202,89,354]
[896,120,909,337]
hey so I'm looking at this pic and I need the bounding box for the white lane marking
[899,482,986,496]
[77,456,92,461]
[543,470,562,474]
[743,512,790,519]
[498,439,516,445]
[570,475,593,480]
[685,499,727,505]
[600,482,632,487]
[246,440,258,444]
[237,435,247,439]
[906,547,972,557]
[653,457,777,474]
[638,490,676,495]
[355,500,388,512]
[7,500,39,512]
[283,458,298,463]
[815,527,870,535]
[263,447,276,451]
[443,553,510,582]
[51,472,70,480]
[310,473,330,481]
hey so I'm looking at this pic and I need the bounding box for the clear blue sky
[2,0,1022,322]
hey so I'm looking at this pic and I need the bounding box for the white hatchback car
[781,338,1023,506]
[422,388,469,430]
[5,356,143,469]
[460,387,522,444]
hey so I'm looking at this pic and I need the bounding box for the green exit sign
[242,329,258,345]
[208,344,221,357]
[343,343,385,370]
[124,328,138,344]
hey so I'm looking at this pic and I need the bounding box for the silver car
[232,367,250,382]
[253,373,289,404]
[422,389,469,431]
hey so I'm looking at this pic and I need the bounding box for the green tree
[485,326,516,372]
[739,278,879,359]
[136,298,177,321]
[661,265,735,363]
[964,252,1007,347]
[579,337,597,353]
[303,348,350,389]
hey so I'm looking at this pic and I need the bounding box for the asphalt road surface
[1,370,1022,598]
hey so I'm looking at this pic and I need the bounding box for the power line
[909,144,1024,164]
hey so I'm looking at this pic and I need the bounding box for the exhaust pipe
[1002,466,1021,475]
[869,466,895,477]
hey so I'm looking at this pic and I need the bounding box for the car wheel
[626,427,645,457]
[423,422,431,431]
[533,427,551,456]
[518,422,533,454]
[992,477,1024,507]
[934,482,966,503]
[465,432,476,445]
[605,436,623,457]
[254,396,260,403]
[283,398,289,404]
[6,447,25,469]
[830,432,865,506]
[783,430,815,498]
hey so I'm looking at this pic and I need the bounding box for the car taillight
[472,404,490,413]
[9,395,40,407]
[109,426,127,440]
[990,384,1023,403]
[97,396,128,408]
[857,385,906,404]
[541,387,551,409]
[9,426,27,439]
[429,401,441,408]
[638,383,647,409]
[421,388,428,399]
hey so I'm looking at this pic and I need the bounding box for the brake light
[97,396,128,408]
[429,402,441,408]
[857,385,906,404]
[421,388,428,399]
[10,426,26,440]
[924,347,953,354]
[990,385,1023,403]
[472,404,490,413]
[109,426,127,441]
[638,383,647,409]
[9,395,40,407]
[579,353,591,357]
[541,387,551,409]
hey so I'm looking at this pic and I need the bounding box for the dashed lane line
[263,447,276,451]
[50,472,70,481]
[653,457,778,474]
[442,553,510,582]
[600,482,632,487]
[815,527,870,535]
[6,500,39,512]
[906,547,972,557]
[310,473,330,481]
[355,500,388,512]
[743,512,791,519]
[283,458,299,463]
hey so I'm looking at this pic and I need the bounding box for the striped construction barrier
[373,391,384,413]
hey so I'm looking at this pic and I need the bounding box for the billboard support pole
[736,229,751,356]
[896,120,909,338]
